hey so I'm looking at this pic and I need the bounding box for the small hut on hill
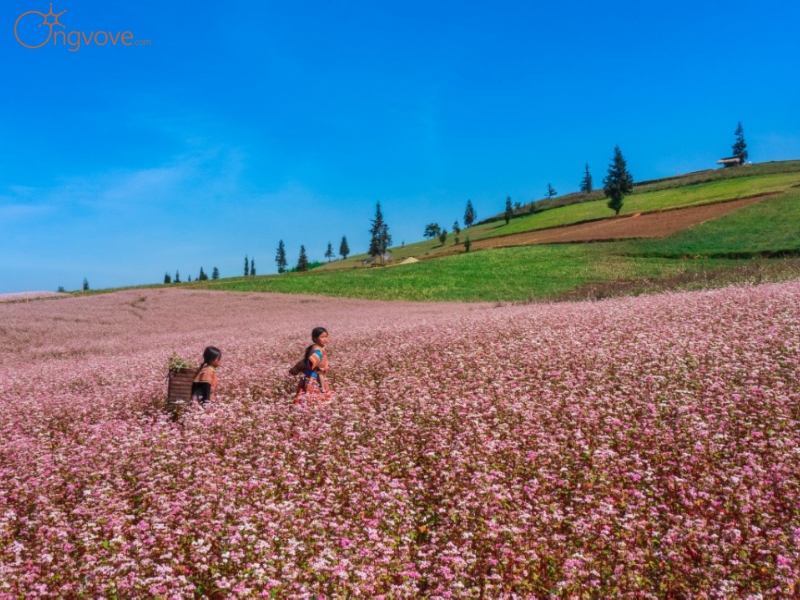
[716,156,744,168]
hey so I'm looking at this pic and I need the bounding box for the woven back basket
[166,367,196,414]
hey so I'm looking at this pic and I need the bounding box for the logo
[14,3,150,51]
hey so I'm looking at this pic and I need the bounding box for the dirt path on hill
[457,193,778,252]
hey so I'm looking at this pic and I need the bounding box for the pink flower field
[1,284,799,598]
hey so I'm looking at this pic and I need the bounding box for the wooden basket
[166,367,196,415]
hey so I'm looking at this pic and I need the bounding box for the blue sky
[1,0,798,293]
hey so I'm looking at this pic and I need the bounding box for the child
[192,346,221,407]
[290,327,331,402]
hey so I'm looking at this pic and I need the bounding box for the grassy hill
[183,160,800,302]
[304,163,800,272]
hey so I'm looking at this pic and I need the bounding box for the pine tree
[164,272,171,284]
[504,196,513,225]
[188,274,192,282]
[325,242,334,261]
[368,203,391,257]
[297,245,309,272]
[732,122,748,164]
[244,255,249,277]
[452,220,461,236]
[250,258,256,276]
[82,278,89,291]
[212,267,219,280]
[546,183,557,199]
[198,267,207,281]
[603,145,634,216]
[464,199,476,228]
[175,270,181,283]
[275,241,288,273]
[424,223,441,239]
[377,224,392,259]
[464,236,471,252]
[438,228,448,245]
[580,163,593,193]
[339,236,350,260]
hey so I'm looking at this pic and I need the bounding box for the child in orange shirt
[192,346,221,407]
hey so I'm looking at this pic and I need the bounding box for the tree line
[273,236,351,273]
[163,266,219,284]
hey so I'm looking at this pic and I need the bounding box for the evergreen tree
[438,228,448,245]
[212,267,219,280]
[603,145,634,216]
[325,242,334,261]
[188,274,192,282]
[580,163,593,193]
[175,270,181,283]
[164,272,171,284]
[339,236,350,260]
[250,258,256,276]
[546,183,557,199]
[368,203,391,257]
[504,196,514,225]
[297,245,309,272]
[377,224,392,258]
[198,267,208,281]
[82,278,89,291]
[424,223,442,239]
[276,240,288,274]
[464,199,476,228]
[732,122,748,164]
[244,255,249,277]
[464,236,471,252]
[452,220,461,236]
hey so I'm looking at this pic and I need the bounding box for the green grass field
[195,244,756,302]
[622,187,800,258]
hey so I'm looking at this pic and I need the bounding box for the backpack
[288,358,306,376]
[289,347,324,376]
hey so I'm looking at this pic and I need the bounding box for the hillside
[313,163,800,270]
[68,161,800,303]
[180,161,800,302]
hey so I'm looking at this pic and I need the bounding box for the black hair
[305,327,328,361]
[196,346,221,375]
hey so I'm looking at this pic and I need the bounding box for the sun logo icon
[14,3,68,49]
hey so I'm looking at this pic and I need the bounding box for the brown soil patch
[464,194,779,251]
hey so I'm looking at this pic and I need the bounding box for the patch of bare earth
[463,194,778,252]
